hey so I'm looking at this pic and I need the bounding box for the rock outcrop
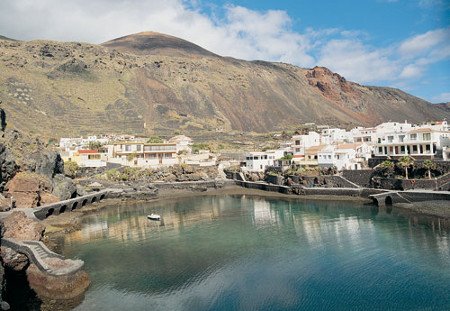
[0,106,63,195]
[1,211,44,241]
[0,211,45,271]
[6,172,52,208]
[52,174,77,200]
[27,264,90,300]
[0,144,18,192]
[1,129,64,179]
[0,195,11,212]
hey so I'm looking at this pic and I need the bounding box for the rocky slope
[0,32,448,138]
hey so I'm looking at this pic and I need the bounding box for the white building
[317,143,371,170]
[107,142,178,167]
[59,137,83,149]
[373,121,449,159]
[351,127,376,143]
[243,149,286,172]
[61,149,107,168]
[320,128,353,144]
[292,131,321,162]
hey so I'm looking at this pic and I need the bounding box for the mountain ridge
[0,32,448,138]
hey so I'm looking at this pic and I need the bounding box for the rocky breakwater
[0,211,90,304]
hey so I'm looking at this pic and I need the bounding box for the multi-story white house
[320,128,353,144]
[373,121,449,159]
[243,149,286,172]
[351,127,376,143]
[107,142,178,167]
[292,131,321,162]
[318,143,371,170]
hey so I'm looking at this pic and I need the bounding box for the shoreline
[42,183,450,241]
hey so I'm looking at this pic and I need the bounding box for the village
[58,119,450,179]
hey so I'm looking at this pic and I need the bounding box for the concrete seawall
[235,180,291,194]
[370,190,450,207]
[234,180,449,205]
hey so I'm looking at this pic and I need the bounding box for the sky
[0,0,449,103]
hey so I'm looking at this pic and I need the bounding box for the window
[388,136,394,143]
[412,145,418,153]
[125,145,131,151]
[423,133,431,141]
[328,155,331,159]
[399,135,405,142]
[137,145,141,151]
[378,147,383,153]
[295,140,300,145]
[410,133,417,140]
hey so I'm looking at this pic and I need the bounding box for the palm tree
[397,156,414,179]
[422,159,436,179]
[379,160,394,178]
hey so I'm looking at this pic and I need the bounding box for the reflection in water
[57,195,450,311]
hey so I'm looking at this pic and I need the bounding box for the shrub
[64,160,79,178]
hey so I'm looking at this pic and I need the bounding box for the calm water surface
[60,195,450,311]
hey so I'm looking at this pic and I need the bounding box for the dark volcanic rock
[0,129,63,179]
[52,174,77,200]
[0,144,18,192]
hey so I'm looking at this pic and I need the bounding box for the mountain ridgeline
[0,31,448,138]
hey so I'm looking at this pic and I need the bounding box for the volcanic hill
[0,32,448,138]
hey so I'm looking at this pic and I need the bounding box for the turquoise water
[60,195,450,311]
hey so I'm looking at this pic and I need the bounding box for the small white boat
[147,213,161,221]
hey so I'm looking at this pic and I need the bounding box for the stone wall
[297,175,359,188]
[235,181,291,194]
[152,180,232,192]
[342,169,374,188]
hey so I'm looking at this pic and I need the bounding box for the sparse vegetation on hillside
[0,33,448,139]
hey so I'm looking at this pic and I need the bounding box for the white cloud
[317,39,397,83]
[398,28,450,56]
[399,64,423,79]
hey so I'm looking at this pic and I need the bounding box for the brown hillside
[0,32,448,138]
[102,32,217,58]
